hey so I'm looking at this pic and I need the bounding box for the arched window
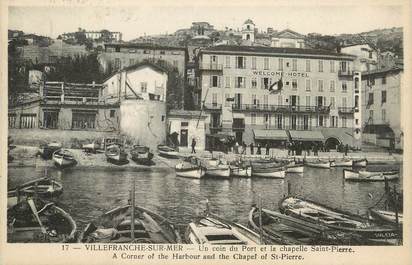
[246,34,250,40]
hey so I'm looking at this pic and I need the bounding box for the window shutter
[210,75,213,87]
[218,76,222,88]
[243,57,247,68]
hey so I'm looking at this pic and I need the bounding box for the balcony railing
[338,70,353,77]
[338,107,355,114]
[199,63,223,71]
[232,104,330,114]
[203,103,222,111]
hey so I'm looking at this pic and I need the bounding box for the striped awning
[289,130,324,141]
[253,129,288,140]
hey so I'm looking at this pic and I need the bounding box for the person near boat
[265,143,270,155]
[191,138,196,154]
[256,144,261,155]
[242,141,247,155]
[250,143,254,155]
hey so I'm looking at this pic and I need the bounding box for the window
[286,62,290,67]
[340,61,347,72]
[330,97,335,108]
[181,122,189,126]
[342,97,347,108]
[211,55,217,63]
[303,115,309,130]
[368,93,374,105]
[173,60,178,67]
[263,95,269,109]
[382,109,386,122]
[114,58,121,69]
[110,110,116,118]
[162,115,165,122]
[262,77,271,90]
[331,116,338,127]
[292,79,298,90]
[369,110,374,123]
[382,76,386,85]
[318,115,324,127]
[276,114,283,129]
[264,114,270,129]
[341,81,347,92]
[318,60,323,72]
[381,91,387,104]
[224,94,230,107]
[330,80,335,92]
[72,111,96,130]
[291,115,297,130]
[129,59,135,66]
[356,119,359,125]
[367,77,375,86]
[252,57,256,69]
[251,78,257,89]
[20,114,37,129]
[355,95,359,108]
[318,80,324,92]
[225,56,231,68]
[43,111,58,129]
[306,96,310,106]
[264,58,269,70]
[330,61,335,73]
[140,82,147,93]
[341,116,347,128]
[305,79,311,91]
[225,76,231,88]
[292,59,297,71]
[236,56,246,69]
[278,58,283,71]
[211,76,219,87]
[251,113,256,125]
[235,77,246,88]
[251,94,257,105]
[354,77,359,90]
[212,93,218,106]
[305,60,311,72]
[160,50,165,55]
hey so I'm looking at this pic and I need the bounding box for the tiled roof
[104,42,187,51]
[200,45,355,59]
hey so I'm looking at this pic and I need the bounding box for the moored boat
[185,214,260,244]
[304,159,330,169]
[130,145,154,165]
[157,145,179,159]
[79,205,181,243]
[279,196,401,244]
[8,178,63,208]
[230,165,252,177]
[52,149,77,169]
[82,142,100,153]
[7,198,77,243]
[205,165,231,178]
[353,158,368,167]
[175,157,205,179]
[38,142,62,160]
[252,165,285,178]
[330,158,353,167]
[369,209,403,225]
[359,170,400,178]
[285,164,304,174]
[343,169,399,182]
[105,144,128,165]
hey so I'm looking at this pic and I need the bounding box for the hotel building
[197,45,362,149]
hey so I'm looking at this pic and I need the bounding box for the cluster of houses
[8,20,404,152]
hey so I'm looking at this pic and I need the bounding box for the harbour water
[8,163,402,231]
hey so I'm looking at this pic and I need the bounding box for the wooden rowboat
[279,196,401,244]
[252,165,285,178]
[130,145,154,165]
[79,205,181,243]
[157,145,179,159]
[343,169,399,182]
[230,165,252,177]
[175,157,205,179]
[330,158,353,167]
[304,159,330,169]
[105,144,129,165]
[353,158,368,167]
[7,198,77,243]
[38,142,62,160]
[205,165,231,178]
[185,214,260,244]
[52,149,77,169]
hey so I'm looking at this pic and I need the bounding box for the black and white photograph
[2,0,410,264]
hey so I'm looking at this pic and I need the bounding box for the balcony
[199,63,223,71]
[338,107,355,114]
[232,104,330,114]
[338,70,353,77]
[203,103,222,112]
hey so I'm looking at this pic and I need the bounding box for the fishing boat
[252,164,285,178]
[248,207,359,245]
[205,164,231,178]
[279,196,401,243]
[38,142,62,160]
[185,214,260,244]
[285,164,304,174]
[330,158,353,167]
[105,144,128,165]
[353,158,368,167]
[80,177,181,243]
[304,159,331,169]
[130,145,154,165]
[230,165,252,177]
[52,149,77,168]
[7,198,77,243]
[175,157,205,179]
[8,178,63,208]
[82,141,100,153]
[157,145,179,159]
[369,209,403,225]
[359,170,400,178]
[343,169,399,182]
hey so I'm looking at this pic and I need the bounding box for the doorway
[180,129,188,147]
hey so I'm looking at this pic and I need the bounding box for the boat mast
[130,176,136,241]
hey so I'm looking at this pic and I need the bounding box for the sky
[8,4,403,41]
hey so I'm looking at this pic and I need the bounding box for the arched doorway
[325,137,340,150]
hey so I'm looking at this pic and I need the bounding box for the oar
[27,199,47,234]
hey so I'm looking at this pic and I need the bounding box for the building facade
[197,45,361,148]
[242,19,255,42]
[361,66,404,150]
[340,44,378,72]
[271,29,305,48]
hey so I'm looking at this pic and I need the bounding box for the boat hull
[52,150,77,169]
[158,150,179,159]
[230,166,252,177]
[252,167,285,178]
[304,161,330,169]
[331,159,353,167]
[175,166,205,179]
[353,159,368,167]
[344,169,399,182]
[205,167,231,178]
[286,165,304,173]
[370,209,403,225]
